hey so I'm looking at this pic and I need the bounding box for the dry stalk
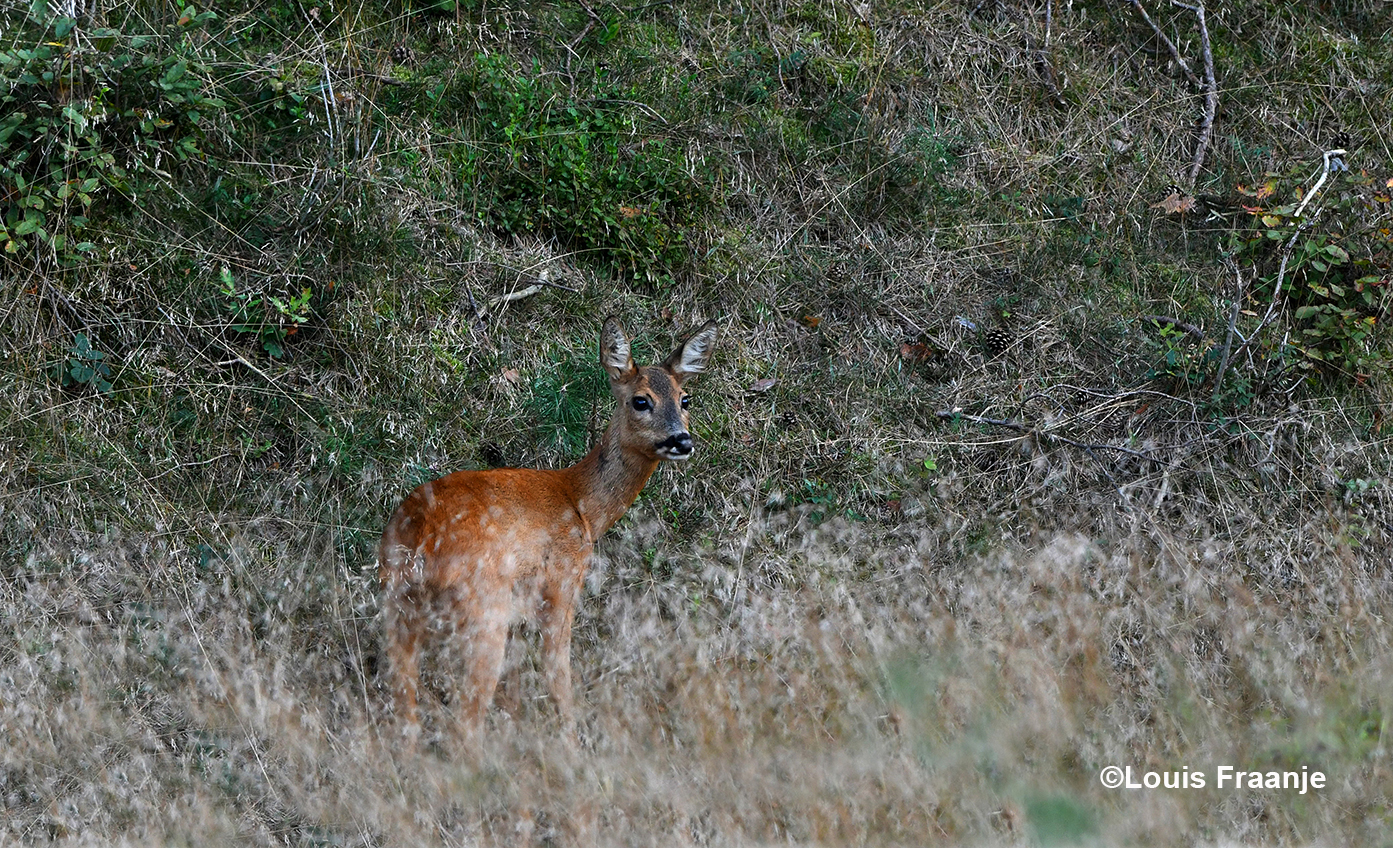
[935,409,1167,465]
[1222,217,1315,374]
[1294,148,1347,219]
[1030,0,1067,109]
[1210,256,1244,401]
[1142,314,1206,343]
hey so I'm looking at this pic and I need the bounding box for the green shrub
[529,348,609,458]
[0,2,224,261]
[1228,164,1391,380]
[50,332,113,394]
[218,266,313,359]
[434,54,712,281]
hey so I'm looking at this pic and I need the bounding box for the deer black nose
[657,433,693,455]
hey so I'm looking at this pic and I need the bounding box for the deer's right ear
[600,317,638,383]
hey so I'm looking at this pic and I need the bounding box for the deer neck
[565,416,659,538]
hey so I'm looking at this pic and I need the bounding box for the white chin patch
[658,449,693,461]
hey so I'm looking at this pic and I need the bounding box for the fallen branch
[1141,314,1206,343]
[1223,216,1316,373]
[935,409,1167,465]
[1124,0,1201,89]
[491,277,580,306]
[1172,1,1217,188]
[494,284,545,304]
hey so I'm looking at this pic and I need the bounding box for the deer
[378,316,719,737]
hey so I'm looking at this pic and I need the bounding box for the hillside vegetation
[3,0,1392,844]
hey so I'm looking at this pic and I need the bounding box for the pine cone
[984,326,1012,355]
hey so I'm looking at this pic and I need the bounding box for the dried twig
[491,277,580,306]
[1223,217,1315,372]
[1210,256,1244,401]
[494,284,546,304]
[1029,0,1067,109]
[1172,1,1217,188]
[1124,0,1201,88]
[1221,149,1344,378]
[935,409,1167,465]
[1293,148,1347,219]
[562,5,602,91]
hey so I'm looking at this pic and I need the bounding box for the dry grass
[4,0,1393,844]
[4,497,1392,845]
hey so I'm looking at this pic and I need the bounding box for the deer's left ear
[665,320,719,383]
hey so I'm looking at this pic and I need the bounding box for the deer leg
[384,595,424,731]
[454,599,511,736]
[493,624,525,717]
[540,581,579,731]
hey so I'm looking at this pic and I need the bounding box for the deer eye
[681,396,691,410]
[631,396,652,412]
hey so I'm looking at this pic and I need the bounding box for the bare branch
[1125,0,1202,89]
[1030,0,1067,109]
[1220,149,1344,375]
[1173,1,1217,188]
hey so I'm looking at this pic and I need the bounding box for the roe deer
[378,317,719,735]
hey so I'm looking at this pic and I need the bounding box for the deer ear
[665,320,719,383]
[600,316,637,383]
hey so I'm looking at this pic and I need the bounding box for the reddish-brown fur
[379,317,718,735]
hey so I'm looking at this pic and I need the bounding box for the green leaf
[92,28,120,50]
[61,105,88,133]
[0,112,25,145]
[1325,244,1350,263]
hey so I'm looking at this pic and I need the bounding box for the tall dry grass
[4,474,1391,844]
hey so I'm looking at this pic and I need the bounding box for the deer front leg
[540,580,580,732]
